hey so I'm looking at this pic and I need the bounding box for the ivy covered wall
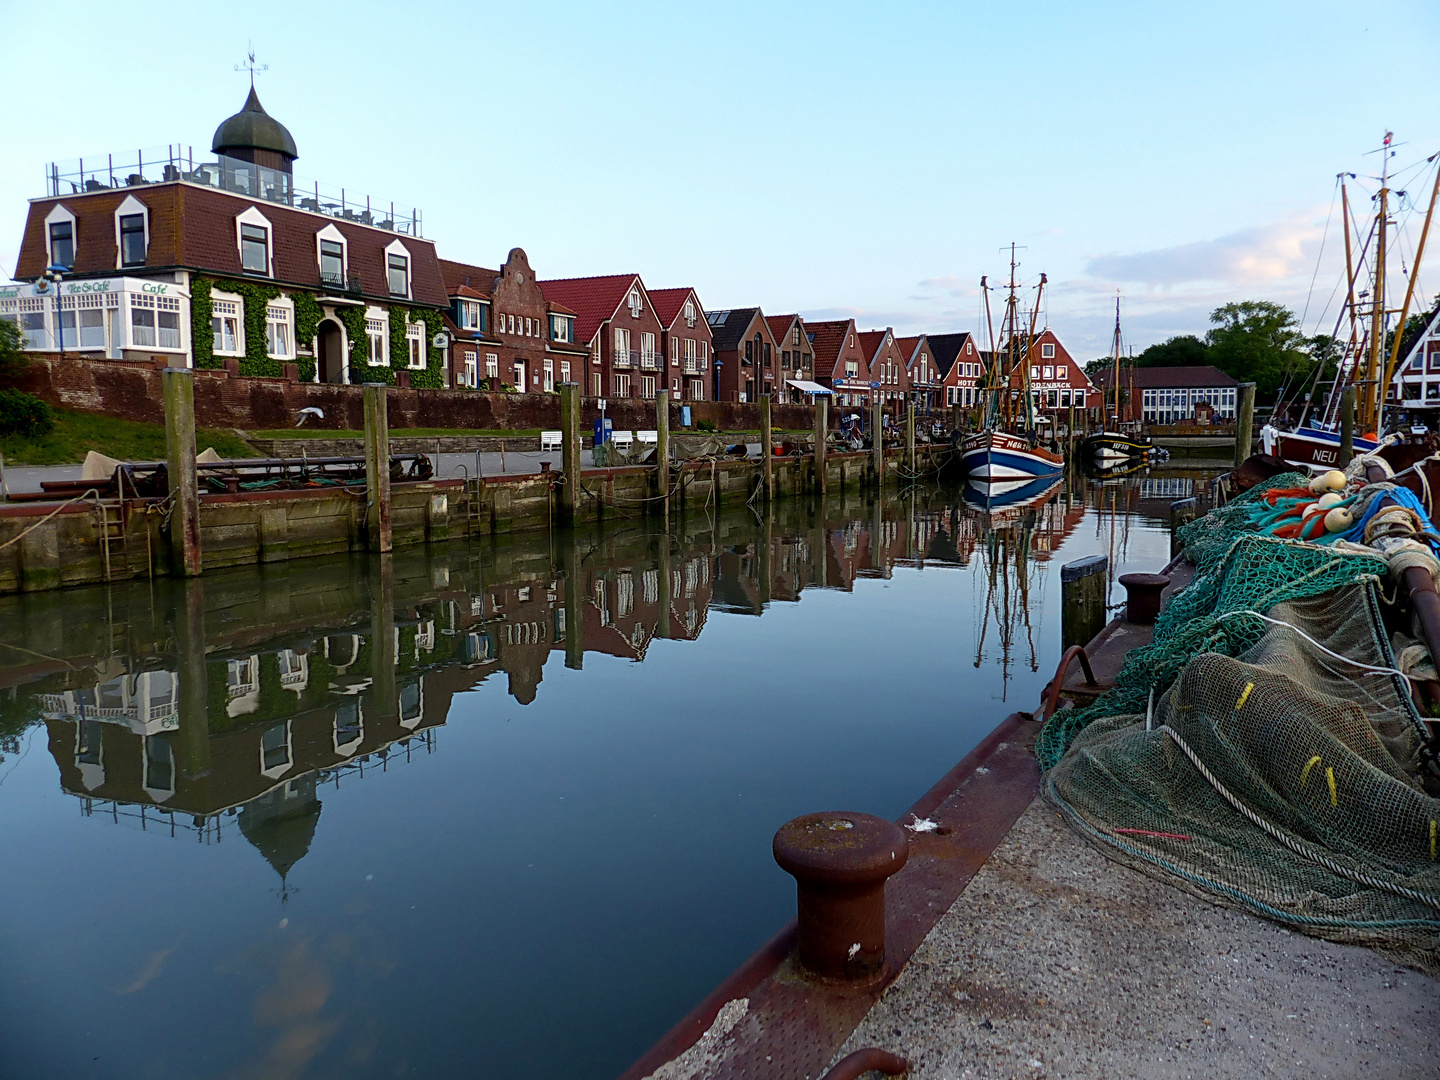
[187,276,447,388]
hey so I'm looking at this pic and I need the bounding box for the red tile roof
[765,314,798,344]
[805,319,852,369]
[438,258,499,296]
[857,330,889,362]
[648,287,698,328]
[896,335,923,359]
[538,274,640,345]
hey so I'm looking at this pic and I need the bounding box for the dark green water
[0,474,1202,1079]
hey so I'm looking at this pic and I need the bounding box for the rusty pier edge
[620,710,1040,1080]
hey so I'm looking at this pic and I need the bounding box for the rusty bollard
[773,812,908,981]
[1118,572,1171,625]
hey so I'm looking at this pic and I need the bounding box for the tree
[1205,300,1310,402]
[1083,357,1111,377]
[0,319,26,386]
[1133,334,1209,368]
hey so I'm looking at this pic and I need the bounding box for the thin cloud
[1083,215,1324,289]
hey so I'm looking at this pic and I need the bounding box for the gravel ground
[833,799,1440,1080]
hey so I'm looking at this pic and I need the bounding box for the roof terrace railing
[44,145,423,237]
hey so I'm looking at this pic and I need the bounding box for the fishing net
[1045,584,1440,969]
[1035,472,1391,770]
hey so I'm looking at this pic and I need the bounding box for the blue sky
[2,0,1437,357]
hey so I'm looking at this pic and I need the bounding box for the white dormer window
[44,204,77,269]
[1041,342,1055,359]
[236,206,273,275]
[113,195,149,269]
[683,299,696,327]
[316,224,348,288]
[385,239,411,298]
[458,300,483,330]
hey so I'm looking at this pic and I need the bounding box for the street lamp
[41,264,67,354]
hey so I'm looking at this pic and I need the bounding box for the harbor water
[0,472,1210,1080]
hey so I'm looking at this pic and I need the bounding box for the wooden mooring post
[1234,381,1256,469]
[559,382,582,526]
[656,388,671,525]
[814,395,828,494]
[1061,554,1108,649]
[162,368,201,576]
[760,393,773,501]
[906,402,916,477]
[363,383,393,553]
[872,393,884,489]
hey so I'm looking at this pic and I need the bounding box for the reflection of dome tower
[238,776,321,885]
[212,87,298,174]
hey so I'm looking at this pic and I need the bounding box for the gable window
[406,321,425,368]
[387,252,410,297]
[212,298,241,354]
[48,220,74,269]
[265,304,293,359]
[1030,365,1041,378]
[845,360,858,378]
[319,239,345,286]
[240,223,269,274]
[628,288,642,317]
[792,325,801,345]
[684,299,696,327]
[117,214,146,267]
[1041,342,1055,359]
[1042,365,1054,380]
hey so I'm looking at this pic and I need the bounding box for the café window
[119,215,146,267]
[266,304,293,359]
[212,297,242,354]
[47,215,75,269]
[387,252,410,297]
[130,294,182,350]
[240,223,269,273]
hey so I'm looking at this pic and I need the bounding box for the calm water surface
[0,472,1209,1079]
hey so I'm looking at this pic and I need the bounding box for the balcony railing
[318,272,365,296]
[682,359,701,374]
[639,351,660,370]
[44,144,423,236]
[612,348,636,368]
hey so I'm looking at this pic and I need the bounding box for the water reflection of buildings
[0,481,1181,877]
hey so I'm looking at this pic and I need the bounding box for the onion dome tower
[212,87,298,177]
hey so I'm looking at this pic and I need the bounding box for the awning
[785,379,833,395]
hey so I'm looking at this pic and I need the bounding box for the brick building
[4,89,448,387]
[1012,329,1095,415]
[858,328,909,415]
[705,307,782,403]
[648,287,713,401]
[438,248,587,392]
[765,314,816,403]
[1093,364,1237,424]
[539,274,667,401]
[806,319,871,408]
[928,332,985,407]
[898,335,941,412]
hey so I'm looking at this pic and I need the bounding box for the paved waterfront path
[831,799,1440,1079]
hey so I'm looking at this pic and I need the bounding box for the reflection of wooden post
[175,577,211,782]
[655,388,670,528]
[560,382,582,526]
[163,369,201,576]
[814,395,828,495]
[655,531,671,640]
[1061,555,1108,648]
[370,554,397,720]
[760,394,773,502]
[1067,402,1076,462]
[758,501,772,607]
[363,383,392,553]
[1234,382,1256,469]
[563,533,584,670]
[872,393,884,489]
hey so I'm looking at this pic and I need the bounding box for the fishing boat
[963,474,1064,511]
[1262,132,1437,471]
[1082,299,1158,464]
[960,250,1065,482]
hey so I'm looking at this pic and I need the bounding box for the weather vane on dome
[235,43,268,89]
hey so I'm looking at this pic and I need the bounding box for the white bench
[539,430,563,452]
[610,430,634,450]
[637,430,659,445]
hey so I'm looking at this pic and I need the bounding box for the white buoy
[1325,506,1355,532]
[1317,492,1343,509]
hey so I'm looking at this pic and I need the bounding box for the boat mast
[1110,296,1122,429]
[981,274,998,426]
[1023,273,1047,436]
[1005,244,1025,433]
[1362,133,1391,433]
[1380,151,1440,401]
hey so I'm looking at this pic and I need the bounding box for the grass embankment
[0,409,258,465]
[251,428,542,439]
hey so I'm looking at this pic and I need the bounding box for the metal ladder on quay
[97,498,127,581]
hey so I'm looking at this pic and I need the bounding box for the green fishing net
[1035,472,1389,770]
